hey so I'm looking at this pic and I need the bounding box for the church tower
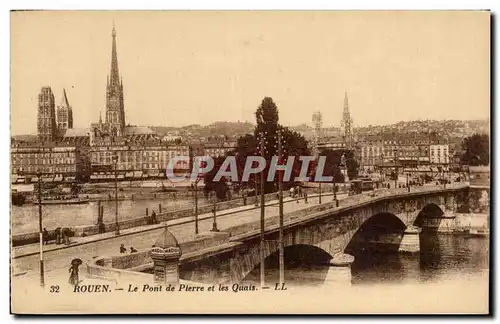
[105,24,125,137]
[340,91,354,149]
[37,86,57,141]
[56,88,73,136]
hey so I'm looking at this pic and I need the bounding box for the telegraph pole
[277,131,284,285]
[259,133,266,288]
[37,171,44,287]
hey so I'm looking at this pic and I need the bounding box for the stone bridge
[179,185,489,284]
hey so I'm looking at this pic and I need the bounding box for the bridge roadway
[12,183,469,286]
[12,191,349,277]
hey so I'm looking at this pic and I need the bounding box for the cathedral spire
[340,91,354,149]
[105,23,126,136]
[110,23,120,88]
[343,91,349,114]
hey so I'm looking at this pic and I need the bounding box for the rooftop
[64,128,90,137]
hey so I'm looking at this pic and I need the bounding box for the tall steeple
[343,91,349,115]
[110,22,120,88]
[340,91,354,149]
[56,88,73,136]
[105,22,125,137]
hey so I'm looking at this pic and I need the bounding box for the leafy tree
[229,97,311,193]
[315,149,345,183]
[203,156,230,200]
[345,150,359,179]
[460,134,489,166]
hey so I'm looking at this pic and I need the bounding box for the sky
[10,11,490,135]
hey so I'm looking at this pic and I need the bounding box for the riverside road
[13,192,346,280]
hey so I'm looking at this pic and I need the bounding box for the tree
[203,156,230,201]
[229,97,311,193]
[316,149,345,183]
[460,134,489,166]
[345,150,360,179]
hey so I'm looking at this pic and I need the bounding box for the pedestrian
[55,227,62,245]
[151,211,157,224]
[130,247,138,253]
[98,222,105,234]
[62,227,71,245]
[304,192,308,204]
[289,187,295,198]
[68,258,82,287]
[43,228,49,245]
[120,244,126,254]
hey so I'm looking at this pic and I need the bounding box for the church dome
[153,228,179,249]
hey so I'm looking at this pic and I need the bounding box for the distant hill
[150,121,254,139]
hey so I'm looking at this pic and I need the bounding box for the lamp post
[194,180,199,235]
[318,181,322,204]
[277,131,284,285]
[112,153,120,236]
[333,181,338,207]
[259,133,266,288]
[393,148,398,189]
[37,170,44,287]
[254,173,258,207]
[211,196,219,232]
[380,153,385,186]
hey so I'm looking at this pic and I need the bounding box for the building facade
[37,86,57,141]
[11,141,90,182]
[202,141,237,158]
[429,144,450,164]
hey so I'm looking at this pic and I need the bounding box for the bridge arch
[413,203,445,230]
[223,189,471,284]
[240,244,334,283]
[345,212,407,255]
[229,234,337,283]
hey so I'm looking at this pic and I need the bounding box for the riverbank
[430,213,489,236]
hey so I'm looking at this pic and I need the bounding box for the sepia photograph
[9,10,490,314]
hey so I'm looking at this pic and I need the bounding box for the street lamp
[393,148,398,189]
[37,170,44,287]
[318,181,322,204]
[277,131,285,285]
[194,179,200,235]
[112,153,120,236]
[254,173,258,207]
[211,196,219,232]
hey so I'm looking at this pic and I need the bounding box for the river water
[11,197,208,235]
[244,233,489,288]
